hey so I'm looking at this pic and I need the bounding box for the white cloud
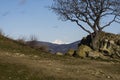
[52,40,66,44]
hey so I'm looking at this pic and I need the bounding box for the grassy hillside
[0,34,40,54]
[0,34,54,59]
[0,34,120,80]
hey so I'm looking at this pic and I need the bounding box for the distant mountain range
[26,40,80,54]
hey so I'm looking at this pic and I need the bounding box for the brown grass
[0,52,120,80]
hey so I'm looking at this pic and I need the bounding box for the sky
[0,0,120,44]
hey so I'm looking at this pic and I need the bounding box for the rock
[34,55,39,58]
[117,40,120,45]
[56,52,64,56]
[100,39,113,56]
[113,45,120,58]
[76,32,120,59]
[98,32,120,58]
[13,53,26,57]
[109,40,114,44]
[79,31,120,59]
[88,51,102,59]
[19,54,25,57]
[88,51,107,59]
[67,49,75,56]
[107,75,112,79]
[76,45,92,58]
[99,39,120,58]
[15,53,20,56]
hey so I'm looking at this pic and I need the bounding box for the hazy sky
[0,0,120,44]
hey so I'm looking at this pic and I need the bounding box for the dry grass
[0,52,120,80]
[0,34,120,80]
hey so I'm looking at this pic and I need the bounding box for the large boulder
[99,39,114,56]
[112,44,120,58]
[67,49,75,56]
[98,32,120,58]
[79,31,120,59]
[117,39,120,45]
[76,45,92,58]
[100,39,120,58]
[88,51,106,59]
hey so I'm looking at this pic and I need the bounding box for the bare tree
[17,36,26,44]
[51,0,120,50]
[26,35,38,47]
[29,35,38,41]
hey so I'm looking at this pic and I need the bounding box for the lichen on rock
[76,45,92,58]
[88,51,105,59]
[67,49,75,56]
[77,31,120,59]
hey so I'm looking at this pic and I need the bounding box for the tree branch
[66,15,91,34]
[115,17,120,23]
[101,16,116,30]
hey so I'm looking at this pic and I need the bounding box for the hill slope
[0,35,48,56]
[0,34,120,80]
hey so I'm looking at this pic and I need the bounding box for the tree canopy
[51,0,120,34]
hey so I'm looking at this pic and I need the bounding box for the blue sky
[0,0,120,44]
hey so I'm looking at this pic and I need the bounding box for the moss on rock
[67,49,75,56]
[78,31,120,59]
[76,45,92,58]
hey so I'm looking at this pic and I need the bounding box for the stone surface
[67,49,75,56]
[79,32,120,59]
[88,51,107,59]
[117,40,120,45]
[56,52,64,56]
[76,45,92,58]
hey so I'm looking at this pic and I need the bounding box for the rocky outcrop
[74,45,106,59]
[99,39,120,58]
[76,45,92,58]
[80,32,120,59]
[117,40,120,45]
[88,51,105,59]
[99,39,114,56]
[68,32,120,59]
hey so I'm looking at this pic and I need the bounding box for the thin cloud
[19,0,27,5]
[53,26,59,28]
[2,11,10,16]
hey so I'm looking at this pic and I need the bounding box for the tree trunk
[90,31,100,50]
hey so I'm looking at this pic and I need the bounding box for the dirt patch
[0,52,120,80]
